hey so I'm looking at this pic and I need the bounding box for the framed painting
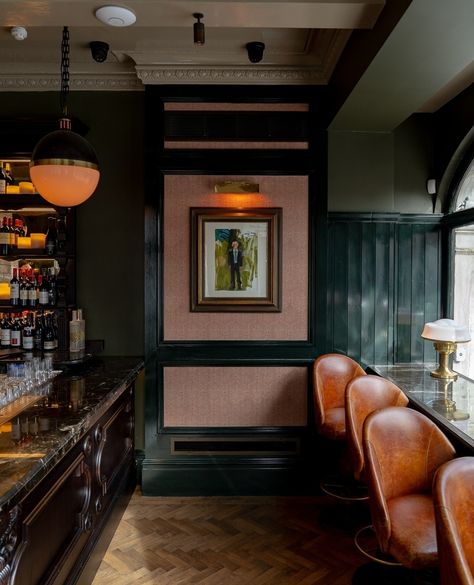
[191,207,282,312]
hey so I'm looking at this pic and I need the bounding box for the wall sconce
[29,27,100,207]
[214,181,259,194]
[193,13,205,45]
[421,318,471,380]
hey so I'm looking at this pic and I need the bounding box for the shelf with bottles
[0,158,36,196]
[0,308,68,353]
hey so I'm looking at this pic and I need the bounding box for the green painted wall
[328,114,436,213]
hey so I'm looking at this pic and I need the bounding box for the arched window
[449,150,474,379]
[453,158,474,212]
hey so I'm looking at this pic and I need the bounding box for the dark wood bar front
[0,357,143,585]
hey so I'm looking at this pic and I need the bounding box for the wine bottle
[7,218,16,251]
[19,271,29,308]
[0,217,10,256]
[45,217,57,255]
[4,163,14,186]
[38,274,49,305]
[10,268,19,306]
[22,313,34,350]
[57,216,67,252]
[0,314,11,348]
[28,270,38,307]
[0,163,6,195]
[34,312,43,351]
[10,315,22,348]
[43,313,55,351]
[47,268,57,306]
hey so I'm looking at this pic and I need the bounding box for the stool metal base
[320,475,369,502]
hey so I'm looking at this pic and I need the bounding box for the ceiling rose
[95,5,136,27]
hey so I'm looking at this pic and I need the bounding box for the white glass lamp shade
[421,319,471,343]
[29,121,100,207]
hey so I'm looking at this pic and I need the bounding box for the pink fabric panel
[163,366,308,427]
[163,175,308,341]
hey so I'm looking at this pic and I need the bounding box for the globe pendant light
[29,26,100,207]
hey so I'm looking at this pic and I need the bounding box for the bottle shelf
[0,252,70,260]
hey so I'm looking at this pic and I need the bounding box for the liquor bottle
[0,217,10,255]
[10,268,19,306]
[28,270,38,307]
[0,163,6,195]
[19,271,29,308]
[22,313,34,350]
[45,217,57,255]
[10,316,22,348]
[43,313,55,351]
[0,314,11,348]
[38,274,49,305]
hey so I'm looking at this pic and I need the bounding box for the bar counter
[0,356,144,511]
[370,364,474,453]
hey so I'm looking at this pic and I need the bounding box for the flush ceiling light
[29,27,100,207]
[193,13,205,45]
[95,5,136,27]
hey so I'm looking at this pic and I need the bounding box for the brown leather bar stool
[312,353,366,499]
[345,375,409,483]
[433,456,474,585]
[353,407,456,584]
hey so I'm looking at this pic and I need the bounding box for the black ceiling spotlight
[90,40,110,63]
[246,41,265,63]
[193,13,205,45]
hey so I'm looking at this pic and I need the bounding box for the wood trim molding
[0,73,143,92]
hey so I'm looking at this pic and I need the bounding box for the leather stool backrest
[312,353,366,436]
[434,457,474,585]
[363,407,456,551]
[345,375,408,482]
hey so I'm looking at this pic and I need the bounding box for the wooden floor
[91,490,369,585]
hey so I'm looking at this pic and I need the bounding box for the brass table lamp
[421,319,471,381]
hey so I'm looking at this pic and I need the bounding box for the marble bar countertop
[370,364,474,451]
[0,356,144,511]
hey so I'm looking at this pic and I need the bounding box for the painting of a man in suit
[228,239,243,290]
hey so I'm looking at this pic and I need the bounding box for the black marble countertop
[370,364,474,451]
[0,356,144,511]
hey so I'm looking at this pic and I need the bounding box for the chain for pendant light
[59,26,70,117]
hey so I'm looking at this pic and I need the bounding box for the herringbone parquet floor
[91,490,369,585]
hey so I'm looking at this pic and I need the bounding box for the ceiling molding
[0,73,143,92]
[136,65,328,85]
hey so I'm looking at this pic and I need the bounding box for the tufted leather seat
[312,353,366,442]
[363,407,456,570]
[433,456,474,585]
[345,375,409,483]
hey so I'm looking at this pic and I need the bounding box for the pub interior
[0,0,473,584]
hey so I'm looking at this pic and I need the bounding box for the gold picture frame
[191,207,282,312]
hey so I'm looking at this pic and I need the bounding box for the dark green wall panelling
[327,213,442,367]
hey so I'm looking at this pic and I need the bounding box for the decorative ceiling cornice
[0,61,339,90]
[136,65,328,85]
[0,73,143,92]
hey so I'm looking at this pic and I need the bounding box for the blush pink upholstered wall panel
[163,175,308,340]
[163,366,308,427]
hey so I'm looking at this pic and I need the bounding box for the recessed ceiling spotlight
[95,5,136,27]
